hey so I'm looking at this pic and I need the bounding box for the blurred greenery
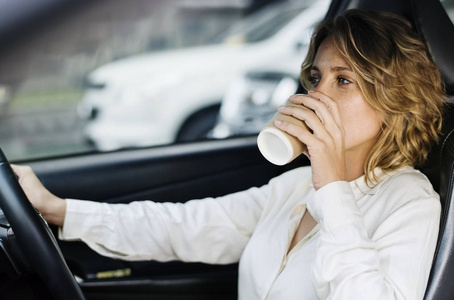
[10,89,83,110]
[0,88,90,162]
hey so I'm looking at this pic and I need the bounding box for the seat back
[424,104,454,299]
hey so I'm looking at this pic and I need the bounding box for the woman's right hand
[11,165,66,226]
[275,92,348,190]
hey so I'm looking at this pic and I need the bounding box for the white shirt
[60,165,440,299]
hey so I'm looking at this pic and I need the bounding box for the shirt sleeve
[307,179,440,300]
[59,184,270,263]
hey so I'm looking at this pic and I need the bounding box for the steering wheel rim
[0,149,85,300]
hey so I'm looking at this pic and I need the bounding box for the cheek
[339,99,383,140]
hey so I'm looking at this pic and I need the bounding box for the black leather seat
[424,105,454,300]
[350,0,454,299]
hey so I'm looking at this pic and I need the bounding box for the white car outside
[78,0,330,151]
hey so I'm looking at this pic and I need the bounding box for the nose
[313,77,331,95]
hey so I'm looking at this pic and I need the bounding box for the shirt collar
[348,166,410,199]
[348,173,374,199]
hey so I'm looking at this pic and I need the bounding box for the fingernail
[274,120,282,126]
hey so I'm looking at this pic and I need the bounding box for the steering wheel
[0,149,85,300]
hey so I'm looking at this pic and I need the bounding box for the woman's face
[309,38,383,162]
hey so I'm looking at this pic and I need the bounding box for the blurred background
[1,0,450,161]
[0,0,310,160]
[0,0,255,160]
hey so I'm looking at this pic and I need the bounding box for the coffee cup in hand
[257,98,309,165]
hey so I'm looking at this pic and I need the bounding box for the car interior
[1,0,454,299]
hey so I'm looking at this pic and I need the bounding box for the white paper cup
[257,99,308,165]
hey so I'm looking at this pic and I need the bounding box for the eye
[337,76,351,85]
[309,75,320,88]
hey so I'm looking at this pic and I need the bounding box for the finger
[302,96,344,144]
[11,164,19,174]
[11,165,38,187]
[307,91,343,127]
[274,119,319,146]
[275,119,334,161]
[278,103,336,144]
[11,164,25,179]
[295,92,345,145]
[277,106,336,149]
[288,94,340,136]
[278,105,317,132]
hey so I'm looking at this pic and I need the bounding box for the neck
[346,162,365,182]
[345,150,368,182]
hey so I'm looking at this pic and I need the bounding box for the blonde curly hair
[301,9,446,184]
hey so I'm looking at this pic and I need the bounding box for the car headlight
[212,71,299,139]
[220,71,299,123]
[83,76,106,90]
[270,76,299,108]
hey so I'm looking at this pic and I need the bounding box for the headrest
[356,0,454,95]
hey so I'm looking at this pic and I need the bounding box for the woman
[13,9,445,299]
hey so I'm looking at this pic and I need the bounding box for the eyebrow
[311,65,353,72]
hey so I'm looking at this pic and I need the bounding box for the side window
[0,0,328,161]
[441,0,454,21]
[0,1,243,161]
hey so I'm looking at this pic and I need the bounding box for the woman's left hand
[275,91,348,190]
[11,165,66,226]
